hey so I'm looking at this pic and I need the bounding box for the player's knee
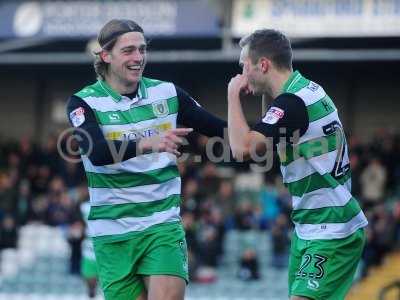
[146,290,181,300]
[146,277,185,300]
[162,292,184,300]
[158,286,184,300]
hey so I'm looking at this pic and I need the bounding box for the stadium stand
[0,130,399,299]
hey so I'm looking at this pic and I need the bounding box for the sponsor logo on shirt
[105,122,172,140]
[69,107,85,127]
[262,106,284,125]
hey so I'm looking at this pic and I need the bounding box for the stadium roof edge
[0,49,400,64]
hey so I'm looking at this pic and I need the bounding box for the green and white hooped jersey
[279,71,368,240]
[80,202,96,260]
[75,77,181,242]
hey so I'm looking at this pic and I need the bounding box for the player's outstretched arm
[67,96,192,165]
[176,86,227,138]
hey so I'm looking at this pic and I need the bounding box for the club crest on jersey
[69,107,85,127]
[152,100,169,118]
[262,107,284,124]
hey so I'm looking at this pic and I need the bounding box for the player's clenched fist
[228,74,250,101]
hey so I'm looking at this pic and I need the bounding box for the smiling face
[102,31,147,90]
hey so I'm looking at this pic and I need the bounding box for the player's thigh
[145,274,185,300]
[137,223,189,283]
[93,239,146,300]
[290,229,365,300]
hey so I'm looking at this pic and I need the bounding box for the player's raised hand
[228,74,250,101]
[138,128,193,156]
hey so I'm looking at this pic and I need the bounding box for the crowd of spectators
[0,129,399,282]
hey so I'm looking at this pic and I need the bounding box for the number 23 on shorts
[296,253,328,279]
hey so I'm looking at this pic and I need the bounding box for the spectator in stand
[371,204,396,263]
[238,248,260,281]
[259,178,280,230]
[197,207,218,267]
[182,178,200,214]
[349,153,363,199]
[0,214,18,249]
[393,200,400,249]
[270,213,291,268]
[31,165,52,196]
[198,162,221,199]
[360,157,387,207]
[215,179,236,228]
[234,200,258,231]
[45,177,74,226]
[209,207,226,262]
[0,171,17,216]
[15,179,33,225]
[67,217,85,275]
[181,210,199,281]
[60,158,86,189]
[39,134,62,176]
